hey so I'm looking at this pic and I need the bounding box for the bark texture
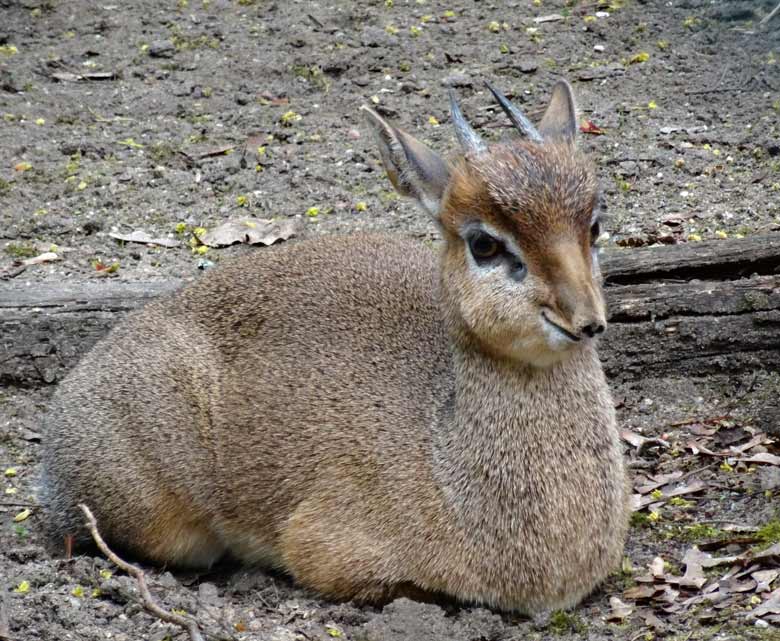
[2,235,779,387]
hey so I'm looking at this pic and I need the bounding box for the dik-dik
[42,80,629,614]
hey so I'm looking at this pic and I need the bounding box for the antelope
[41,79,629,614]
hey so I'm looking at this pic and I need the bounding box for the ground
[1,0,780,639]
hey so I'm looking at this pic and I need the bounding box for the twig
[0,590,10,640]
[78,504,205,641]
[677,460,721,483]
[760,1,780,26]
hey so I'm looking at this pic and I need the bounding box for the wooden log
[2,235,779,387]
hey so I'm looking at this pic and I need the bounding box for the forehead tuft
[445,141,599,235]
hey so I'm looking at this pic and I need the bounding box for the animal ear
[362,106,450,218]
[539,80,578,142]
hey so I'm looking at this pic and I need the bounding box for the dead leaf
[750,570,780,594]
[686,439,724,457]
[621,429,647,448]
[720,577,757,593]
[655,585,680,605]
[580,119,605,135]
[640,609,666,630]
[751,588,780,618]
[676,547,707,589]
[729,433,770,454]
[197,218,300,248]
[650,556,666,579]
[636,479,706,509]
[22,252,60,266]
[751,542,780,564]
[197,144,236,159]
[738,453,780,466]
[534,13,565,23]
[621,429,668,454]
[607,596,633,622]
[624,584,664,600]
[109,230,180,248]
[635,470,683,494]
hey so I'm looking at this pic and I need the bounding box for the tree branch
[78,504,205,641]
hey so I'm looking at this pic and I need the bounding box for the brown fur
[41,83,629,614]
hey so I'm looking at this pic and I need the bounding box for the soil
[1,0,780,640]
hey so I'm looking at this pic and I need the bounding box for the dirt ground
[2,0,780,639]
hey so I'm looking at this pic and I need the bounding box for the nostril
[582,322,606,338]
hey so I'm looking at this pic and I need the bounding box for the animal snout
[579,319,606,338]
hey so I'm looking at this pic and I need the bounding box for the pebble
[148,40,175,58]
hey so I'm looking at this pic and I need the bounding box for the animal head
[363,80,605,367]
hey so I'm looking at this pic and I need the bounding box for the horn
[485,81,543,142]
[448,89,488,155]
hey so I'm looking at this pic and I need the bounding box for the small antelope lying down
[41,79,629,614]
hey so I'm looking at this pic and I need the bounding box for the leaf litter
[621,414,780,626]
[196,218,301,248]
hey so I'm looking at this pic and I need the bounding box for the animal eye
[509,258,526,281]
[590,219,601,244]
[468,233,501,260]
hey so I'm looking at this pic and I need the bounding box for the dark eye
[590,219,601,244]
[468,233,501,260]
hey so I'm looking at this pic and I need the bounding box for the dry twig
[78,504,205,641]
[760,2,780,26]
[0,590,10,640]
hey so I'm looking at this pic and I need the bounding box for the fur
[41,84,629,614]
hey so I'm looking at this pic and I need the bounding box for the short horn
[485,81,543,142]
[449,89,488,155]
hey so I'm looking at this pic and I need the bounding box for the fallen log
[1,235,779,387]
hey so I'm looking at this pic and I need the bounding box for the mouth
[541,311,581,344]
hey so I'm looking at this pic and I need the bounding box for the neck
[433,338,612,503]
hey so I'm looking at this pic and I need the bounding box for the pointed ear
[361,106,450,218]
[539,80,578,142]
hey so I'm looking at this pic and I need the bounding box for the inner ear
[539,80,578,142]
[362,106,450,218]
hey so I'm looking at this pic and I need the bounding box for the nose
[580,321,606,338]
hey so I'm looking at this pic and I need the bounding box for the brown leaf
[21,251,60,266]
[640,609,666,630]
[753,569,779,593]
[624,584,664,600]
[636,479,706,509]
[607,596,633,622]
[720,577,757,593]
[197,218,301,248]
[621,429,647,448]
[197,144,236,159]
[635,470,683,494]
[738,453,780,466]
[676,547,707,589]
[650,556,666,579]
[686,439,724,457]
[751,542,780,564]
[751,588,780,618]
[109,231,180,248]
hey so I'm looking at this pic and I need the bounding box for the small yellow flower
[14,581,30,594]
